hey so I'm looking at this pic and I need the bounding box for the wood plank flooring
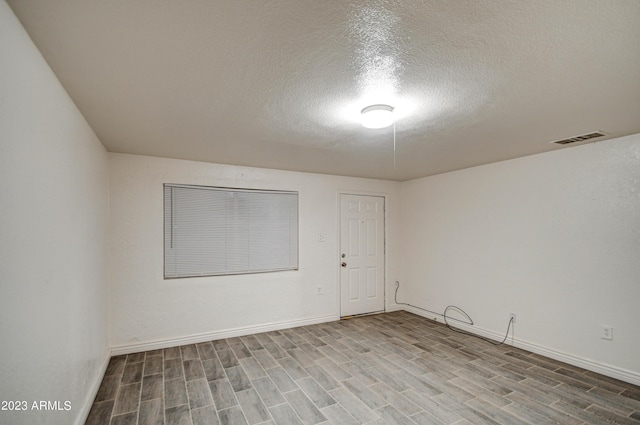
[86,311,640,425]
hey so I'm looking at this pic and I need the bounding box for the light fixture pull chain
[393,121,396,169]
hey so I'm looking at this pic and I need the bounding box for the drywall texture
[108,154,400,349]
[400,134,640,380]
[0,2,109,424]
[8,1,640,181]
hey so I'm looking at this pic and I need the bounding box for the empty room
[1,1,639,425]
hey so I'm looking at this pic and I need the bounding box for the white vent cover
[550,131,606,145]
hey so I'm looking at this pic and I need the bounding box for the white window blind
[164,184,298,278]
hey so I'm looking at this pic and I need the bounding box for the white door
[340,194,385,317]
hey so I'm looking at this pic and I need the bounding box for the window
[164,184,298,278]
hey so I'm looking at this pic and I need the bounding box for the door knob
[341,262,347,267]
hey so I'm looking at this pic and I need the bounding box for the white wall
[400,134,640,383]
[109,153,400,351]
[0,2,110,425]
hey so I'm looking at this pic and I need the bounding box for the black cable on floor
[394,281,514,346]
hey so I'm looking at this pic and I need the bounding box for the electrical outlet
[510,313,516,324]
[318,233,326,242]
[601,325,613,340]
[317,286,323,295]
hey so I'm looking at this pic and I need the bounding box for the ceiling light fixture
[361,104,394,129]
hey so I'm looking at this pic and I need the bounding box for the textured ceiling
[8,0,640,181]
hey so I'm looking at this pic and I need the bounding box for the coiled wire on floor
[394,281,514,346]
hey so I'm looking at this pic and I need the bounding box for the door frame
[336,190,388,318]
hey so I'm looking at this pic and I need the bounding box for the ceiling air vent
[550,131,606,145]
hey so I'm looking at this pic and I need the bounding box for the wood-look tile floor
[86,311,640,425]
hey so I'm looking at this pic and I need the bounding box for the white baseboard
[385,303,404,312]
[111,314,339,356]
[109,307,640,387]
[401,305,640,387]
[76,348,111,425]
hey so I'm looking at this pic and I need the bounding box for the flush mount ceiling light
[361,104,394,129]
